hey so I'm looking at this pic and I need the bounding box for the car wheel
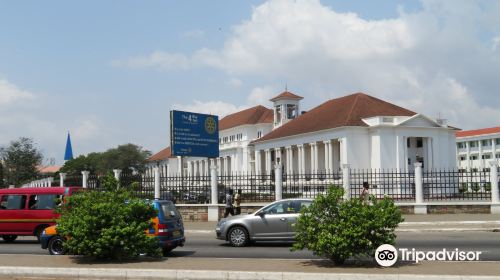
[48,236,66,255]
[162,246,176,256]
[228,226,248,247]
[2,235,17,243]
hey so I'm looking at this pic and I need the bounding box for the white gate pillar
[342,164,350,200]
[275,163,283,201]
[81,171,90,189]
[208,165,219,221]
[490,161,500,214]
[59,173,66,187]
[414,162,427,214]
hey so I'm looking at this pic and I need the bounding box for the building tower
[270,91,303,129]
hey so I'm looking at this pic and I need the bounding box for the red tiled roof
[455,127,500,138]
[37,165,61,174]
[219,105,273,130]
[270,91,304,102]
[254,92,416,143]
[147,146,174,162]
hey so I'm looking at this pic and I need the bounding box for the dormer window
[275,105,282,123]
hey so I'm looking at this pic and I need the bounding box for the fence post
[490,161,500,214]
[414,162,427,214]
[113,169,122,181]
[47,177,53,187]
[208,165,219,222]
[81,171,89,189]
[342,164,350,200]
[59,173,66,187]
[154,167,160,200]
[275,163,283,201]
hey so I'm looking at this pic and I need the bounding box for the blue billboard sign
[170,110,219,158]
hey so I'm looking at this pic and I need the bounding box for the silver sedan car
[215,199,313,247]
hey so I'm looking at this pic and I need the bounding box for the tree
[0,137,43,186]
[292,186,404,265]
[60,143,151,175]
[0,162,4,188]
[56,173,161,259]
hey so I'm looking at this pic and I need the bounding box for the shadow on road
[166,250,195,258]
[218,241,294,248]
[301,258,419,268]
[0,240,39,245]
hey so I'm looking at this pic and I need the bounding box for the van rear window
[160,202,179,219]
[0,195,27,210]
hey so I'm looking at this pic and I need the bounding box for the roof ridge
[344,93,361,126]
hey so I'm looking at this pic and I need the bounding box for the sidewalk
[185,214,500,233]
[0,255,499,279]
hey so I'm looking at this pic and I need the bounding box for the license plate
[172,230,180,237]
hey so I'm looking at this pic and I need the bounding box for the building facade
[147,92,458,175]
[456,127,500,170]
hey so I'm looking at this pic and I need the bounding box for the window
[0,195,27,210]
[275,105,282,123]
[481,140,492,147]
[459,156,466,161]
[236,133,242,141]
[416,138,423,148]
[457,142,465,149]
[496,138,500,145]
[482,154,491,160]
[257,131,262,138]
[382,117,393,123]
[496,154,500,159]
[28,194,60,210]
[286,104,297,119]
[407,138,411,148]
[469,141,478,148]
[261,200,310,215]
[470,155,478,160]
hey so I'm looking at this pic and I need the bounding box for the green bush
[484,182,491,192]
[459,183,469,193]
[57,173,161,260]
[471,182,480,192]
[292,185,404,264]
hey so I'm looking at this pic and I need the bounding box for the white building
[456,127,500,170]
[147,91,458,175]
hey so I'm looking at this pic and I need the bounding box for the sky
[1,0,499,165]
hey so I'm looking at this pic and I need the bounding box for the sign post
[170,110,219,158]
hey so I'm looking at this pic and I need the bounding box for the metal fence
[423,169,491,201]
[349,169,416,202]
[159,169,211,204]
[219,173,274,202]
[283,171,343,199]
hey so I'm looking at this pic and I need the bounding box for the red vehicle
[0,187,80,242]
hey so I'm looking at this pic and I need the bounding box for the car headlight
[217,220,227,228]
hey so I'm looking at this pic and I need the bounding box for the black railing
[423,169,491,201]
[350,169,415,202]
[219,172,274,202]
[282,171,343,199]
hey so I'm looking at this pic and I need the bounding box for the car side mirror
[257,211,265,217]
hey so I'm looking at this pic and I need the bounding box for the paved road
[2,231,500,261]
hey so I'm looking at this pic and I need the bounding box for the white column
[265,149,271,176]
[466,141,471,170]
[81,171,90,189]
[479,140,484,169]
[490,161,499,205]
[275,163,283,201]
[59,173,66,187]
[113,169,122,181]
[323,140,331,171]
[275,147,282,165]
[285,146,293,174]
[297,144,304,174]
[217,158,222,176]
[205,159,209,176]
[153,167,160,200]
[414,162,427,214]
[210,165,218,204]
[254,151,261,175]
[187,161,192,177]
[177,156,183,176]
[309,143,315,173]
[223,157,228,176]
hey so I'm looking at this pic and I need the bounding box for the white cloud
[0,79,35,107]
[73,117,102,140]
[116,0,500,129]
[182,29,205,39]
[227,78,242,87]
[247,86,276,105]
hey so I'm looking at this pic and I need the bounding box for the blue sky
[1,0,499,165]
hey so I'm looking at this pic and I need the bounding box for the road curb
[1,266,500,280]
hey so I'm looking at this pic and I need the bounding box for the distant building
[147,92,458,175]
[456,127,500,170]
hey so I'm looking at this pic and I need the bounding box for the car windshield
[258,200,312,215]
[160,201,179,219]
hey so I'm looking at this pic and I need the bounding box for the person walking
[224,189,234,218]
[234,189,242,215]
[360,181,370,204]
